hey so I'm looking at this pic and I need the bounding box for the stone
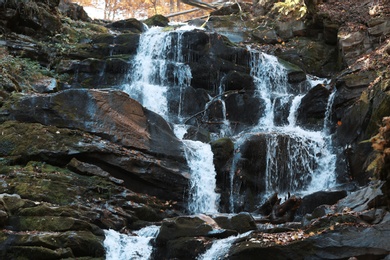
[211,137,234,171]
[106,18,146,33]
[297,190,347,216]
[212,212,257,233]
[1,89,185,159]
[229,224,390,259]
[67,158,110,178]
[156,216,214,244]
[336,181,385,213]
[144,15,169,27]
[296,84,330,130]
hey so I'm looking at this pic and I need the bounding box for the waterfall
[122,26,220,214]
[122,26,192,121]
[104,225,159,260]
[248,50,336,197]
[197,231,253,260]
[184,140,220,214]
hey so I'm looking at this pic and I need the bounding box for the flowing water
[104,225,159,260]
[104,24,337,259]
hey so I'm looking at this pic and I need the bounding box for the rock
[338,27,371,67]
[336,181,385,213]
[333,73,390,184]
[223,70,255,92]
[1,230,105,258]
[275,37,339,77]
[1,89,184,159]
[0,121,189,202]
[30,77,57,93]
[296,84,330,130]
[67,158,110,178]
[144,15,169,27]
[211,137,234,172]
[156,215,214,244]
[106,18,146,33]
[7,216,102,235]
[232,133,318,211]
[225,92,264,132]
[296,190,347,216]
[229,223,390,259]
[212,212,257,233]
[359,208,388,224]
[58,1,90,21]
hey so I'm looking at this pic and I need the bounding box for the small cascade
[250,51,292,129]
[104,225,159,260]
[122,25,220,215]
[197,231,253,260]
[184,140,220,214]
[122,26,192,121]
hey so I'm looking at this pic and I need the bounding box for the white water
[104,225,159,260]
[197,231,252,260]
[122,26,192,121]
[248,50,336,197]
[105,24,339,258]
[122,26,220,214]
[184,140,220,214]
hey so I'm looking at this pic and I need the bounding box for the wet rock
[223,70,255,92]
[296,84,330,130]
[225,92,264,131]
[211,137,234,171]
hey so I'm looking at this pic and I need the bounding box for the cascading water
[197,231,253,260]
[122,25,220,214]
[104,225,159,260]
[104,23,338,258]
[250,50,335,195]
[122,26,192,121]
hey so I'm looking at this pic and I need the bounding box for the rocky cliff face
[0,0,389,259]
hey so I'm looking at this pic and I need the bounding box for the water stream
[104,225,159,260]
[104,24,337,259]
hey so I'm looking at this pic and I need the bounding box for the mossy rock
[5,246,74,259]
[8,216,102,235]
[1,230,105,258]
[144,15,169,27]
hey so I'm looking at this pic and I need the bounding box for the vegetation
[0,47,53,92]
[72,0,211,21]
[271,0,307,19]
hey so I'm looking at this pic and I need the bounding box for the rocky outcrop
[1,89,184,159]
[0,163,180,259]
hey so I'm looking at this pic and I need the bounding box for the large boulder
[0,120,189,202]
[1,89,184,159]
